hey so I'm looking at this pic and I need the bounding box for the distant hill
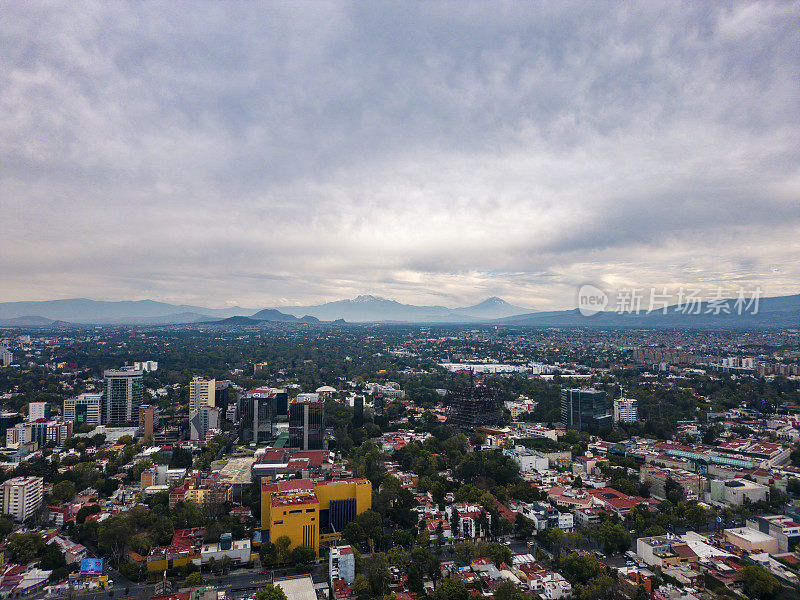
[498,293,800,329]
[211,311,321,326]
[0,298,256,324]
[209,316,264,326]
[272,294,533,322]
[0,315,57,327]
[250,308,301,322]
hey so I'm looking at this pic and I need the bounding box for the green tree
[6,533,45,564]
[353,575,371,600]
[291,545,315,570]
[255,584,288,600]
[494,580,528,600]
[574,574,615,600]
[51,480,76,504]
[741,565,780,600]
[430,578,469,600]
[259,541,278,566]
[40,543,67,570]
[561,553,606,586]
[183,572,204,587]
[364,553,390,596]
[274,535,292,564]
[343,522,365,546]
[0,516,14,542]
[98,515,133,567]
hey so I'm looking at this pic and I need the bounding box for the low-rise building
[504,446,549,473]
[636,535,679,567]
[724,527,780,553]
[329,546,355,585]
[445,503,491,540]
[199,534,251,566]
[721,479,770,505]
[747,515,800,552]
[574,506,607,528]
[640,466,700,501]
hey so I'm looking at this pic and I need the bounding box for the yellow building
[261,478,371,556]
[189,376,216,412]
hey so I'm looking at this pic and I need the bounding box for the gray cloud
[1,1,798,310]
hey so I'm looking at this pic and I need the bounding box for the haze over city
[4,4,800,600]
[2,2,799,310]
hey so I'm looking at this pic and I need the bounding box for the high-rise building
[189,377,216,412]
[613,397,638,424]
[446,377,503,431]
[28,402,51,421]
[561,388,612,433]
[104,367,143,424]
[63,393,103,426]
[0,412,23,439]
[139,404,159,438]
[6,419,72,448]
[1,476,43,521]
[215,380,232,413]
[238,388,288,444]
[133,361,158,372]
[0,348,12,368]
[352,395,364,428]
[190,406,221,441]
[289,393,325,450]
[261,478,371,557]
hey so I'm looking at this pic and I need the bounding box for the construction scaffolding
[445,375,504,430]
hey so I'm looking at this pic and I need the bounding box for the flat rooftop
[275,576,316,600]
[725,527,776,543]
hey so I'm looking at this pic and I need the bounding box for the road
[32,564,329,600]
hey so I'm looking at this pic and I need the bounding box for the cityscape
[1,3,799,600]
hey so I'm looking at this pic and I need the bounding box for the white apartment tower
[28,402,51,421]
[189,377,216,412]
[1,476,43,521]
[613,397,638,424]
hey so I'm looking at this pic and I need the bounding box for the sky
[2,1,799,311]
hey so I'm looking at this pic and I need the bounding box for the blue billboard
[80,558,103,575]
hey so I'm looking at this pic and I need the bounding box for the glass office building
[289,393,325,450]
[560,388,612,434]
[103,367,143,424]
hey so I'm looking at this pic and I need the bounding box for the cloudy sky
[2,1,799,310]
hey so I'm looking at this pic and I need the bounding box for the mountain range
[0,293,798,328]
[0,298,254,324]
[270,295,528,322]
[0,295,528,325]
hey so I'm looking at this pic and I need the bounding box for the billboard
[80,558,103,575]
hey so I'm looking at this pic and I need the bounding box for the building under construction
[446,376,504,430]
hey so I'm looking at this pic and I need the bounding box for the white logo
[577,284,609,317]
